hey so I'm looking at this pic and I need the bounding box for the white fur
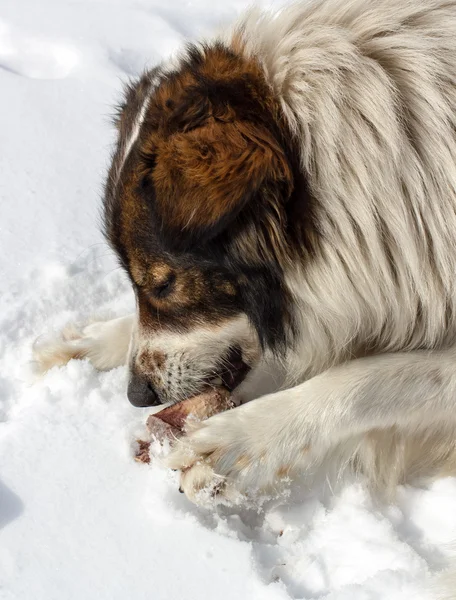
[431,564,456,600]
[233,0,456,373]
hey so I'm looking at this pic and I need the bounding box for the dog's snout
[127,373,162,407]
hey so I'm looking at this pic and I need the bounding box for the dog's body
[37,0,456,572]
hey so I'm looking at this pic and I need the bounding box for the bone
[134,387,233,463]
[151,387,233,432]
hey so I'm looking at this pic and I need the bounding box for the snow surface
[1,0,456,598]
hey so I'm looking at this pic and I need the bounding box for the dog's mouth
[207,346,251,393]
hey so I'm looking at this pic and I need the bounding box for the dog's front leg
[166,348,456,505]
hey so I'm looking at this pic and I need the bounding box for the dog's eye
[152,274,175,299]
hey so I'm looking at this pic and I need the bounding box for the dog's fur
[36,0,456,589]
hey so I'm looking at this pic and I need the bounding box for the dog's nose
[127,373,162,407]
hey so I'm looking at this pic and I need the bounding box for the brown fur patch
[235,454,252,469]
[152,351,166,369]
[130,258,147,286]
[276,465,291,478]
[151,119,292,232]
[217,281,237,296]
[151,262,174,284]
[139,44,293,241]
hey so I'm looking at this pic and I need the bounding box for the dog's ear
[146,116,293,245]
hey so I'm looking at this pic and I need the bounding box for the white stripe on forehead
[113,47,201,188]
[116,80,154,180]
[115,45,200,182]
[115,76,158,185]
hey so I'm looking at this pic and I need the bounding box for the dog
[36,0,456,522]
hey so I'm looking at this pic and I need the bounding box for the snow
[0,0,456,598]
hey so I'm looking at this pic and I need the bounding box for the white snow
[1,0,456,598]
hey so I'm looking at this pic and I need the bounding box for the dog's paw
[33,315,133,374]
[33,323,91,374]
[165,400,301,506]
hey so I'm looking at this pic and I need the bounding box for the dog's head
[104,43,306,407]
